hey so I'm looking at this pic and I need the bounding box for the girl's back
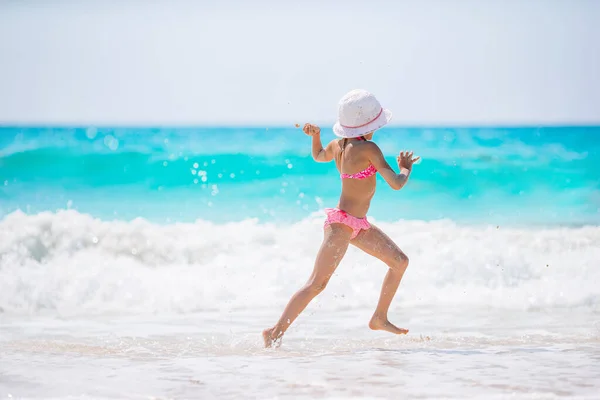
[333,138,377,218]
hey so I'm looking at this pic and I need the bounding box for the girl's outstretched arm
[304,123,335,163]
[366,142,419,190]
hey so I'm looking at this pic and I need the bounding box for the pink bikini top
[341,164,377,180]
[339,136,378,180]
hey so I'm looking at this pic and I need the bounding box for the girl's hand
[397,151,420,170]
[303,123,321,137]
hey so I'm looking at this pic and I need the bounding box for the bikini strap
[339,138,347,175]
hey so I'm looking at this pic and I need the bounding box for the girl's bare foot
[369,315,409,335]
[262,328,282,348]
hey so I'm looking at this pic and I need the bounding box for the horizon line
[2,122,599,130]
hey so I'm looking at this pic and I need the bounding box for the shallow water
[2,309,599,399]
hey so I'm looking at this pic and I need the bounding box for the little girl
[263,89,420,347]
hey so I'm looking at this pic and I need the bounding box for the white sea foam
[1,210,599,316]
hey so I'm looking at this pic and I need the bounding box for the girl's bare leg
[350,224,410,334]
[263,224,352,347]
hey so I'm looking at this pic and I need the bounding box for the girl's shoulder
[360,140,381,153]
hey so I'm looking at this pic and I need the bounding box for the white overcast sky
[0,0,599,126]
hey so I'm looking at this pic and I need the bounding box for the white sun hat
[332,89,393,138]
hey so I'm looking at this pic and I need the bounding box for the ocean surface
[1,125,599,399]
[1,126,599,225]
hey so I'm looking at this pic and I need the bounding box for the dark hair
[340,135,366,152]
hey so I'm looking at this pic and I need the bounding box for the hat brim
[332,108,393,138]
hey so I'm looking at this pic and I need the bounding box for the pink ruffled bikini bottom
[323,208,371,239]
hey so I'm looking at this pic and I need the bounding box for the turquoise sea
[1,125,599,225]
[1,125,600,399]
